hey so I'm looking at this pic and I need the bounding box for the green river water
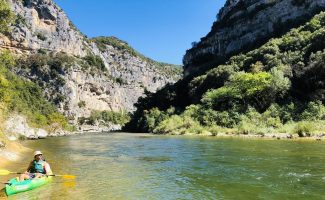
[1,133,325,200]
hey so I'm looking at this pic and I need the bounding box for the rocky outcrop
[5,115,48,140]
[183,0,325,76]
[0,0,181,127]
[1,0,87,56]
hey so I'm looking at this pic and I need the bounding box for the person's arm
[44,162,53,175]
[24,161,33,174]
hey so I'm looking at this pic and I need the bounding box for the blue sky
[54,0,226,65]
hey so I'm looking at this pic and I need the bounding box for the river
[1,133,325,199]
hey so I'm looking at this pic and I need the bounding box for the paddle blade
[61,175,76,179]
[0,170,11,175]
[51,174,76,179]
[62,175,76,179]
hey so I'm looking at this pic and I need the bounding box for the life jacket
[30,160,46,174]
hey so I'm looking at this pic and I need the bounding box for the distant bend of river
[2,133,325,199]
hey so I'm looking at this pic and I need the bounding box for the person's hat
[34,151,43,156]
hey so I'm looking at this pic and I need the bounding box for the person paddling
[19,151,53,181]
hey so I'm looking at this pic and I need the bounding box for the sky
[54,0,226,65]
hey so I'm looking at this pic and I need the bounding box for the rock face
[0,0,181,125]
[183,0,325,76]
[2,0,87,56]
[5,115,48,140]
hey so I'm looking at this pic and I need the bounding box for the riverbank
[164,131,325,141]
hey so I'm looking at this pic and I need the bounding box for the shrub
[144,108,168,132]
[300,101,325,120]
[0,0,14,34]
[79,110,130,126]
[18,135,27,141]
[153,115,201,135]
[36,32,47,41]
[115,77,127,85]
[294,121,315,137]
[15,14,27,27]
[83,54,106,71]
[78,101,86,108]
[202,72,274,110]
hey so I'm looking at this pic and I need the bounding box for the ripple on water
[285,172,312,178]
[137,156,172,162]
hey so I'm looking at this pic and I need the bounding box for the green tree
[0,0,14,34]
[301,101,325,121]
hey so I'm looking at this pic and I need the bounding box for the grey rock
[5,115,50,140]
[36,129,48,138]
[3,0,87,57]
[27,135,38,140]
[49,129,67,137]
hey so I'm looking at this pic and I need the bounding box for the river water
[1,133,325,199]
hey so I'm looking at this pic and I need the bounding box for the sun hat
[34,150,43,156]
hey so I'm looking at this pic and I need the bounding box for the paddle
[0,169,75,179]
[46,174,76,179]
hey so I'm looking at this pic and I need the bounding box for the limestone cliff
[1,0,87,56]
[183,0,325,76]
[0,0,181,126]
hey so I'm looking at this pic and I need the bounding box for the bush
[14,14,27,27]
[300,101,325,120]
[153,115,201,135]
[0,0,14,34]
[115,77,127,85]
[79,110,130,126]
[144,108,168,132]
[48,112,68,128]
[36,32,47,41]
[83,54,106,71]
[201,72,276,111]
[78,101,86,108]
[294,121,315,137]
[18,135,27,141]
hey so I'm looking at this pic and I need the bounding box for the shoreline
[71,130,325,141]
[165,132,325,141]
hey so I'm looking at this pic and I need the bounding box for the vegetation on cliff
[0,0,72,142]
[127,12,325,137]
[0,50,72,132]
[78,110,130,127]
[92,36,182,78]
[0,0,14,34]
